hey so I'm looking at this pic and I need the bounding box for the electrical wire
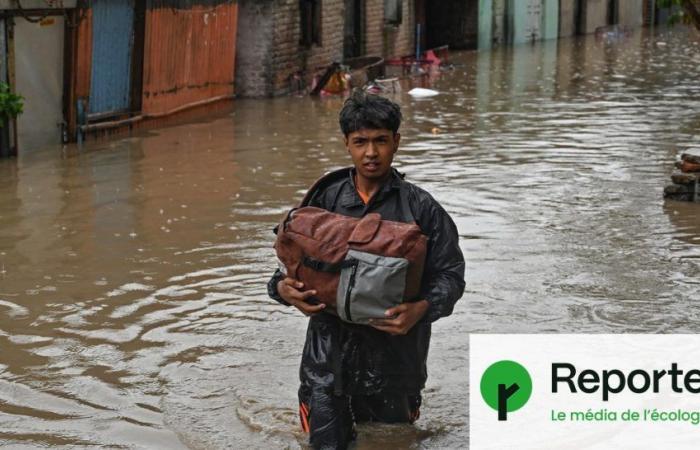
[12,0,51,24]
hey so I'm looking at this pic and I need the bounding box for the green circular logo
[480,360,532,418]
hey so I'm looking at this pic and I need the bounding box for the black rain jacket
[268,167,465,395]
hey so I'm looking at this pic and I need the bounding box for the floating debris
[408,88,439,98]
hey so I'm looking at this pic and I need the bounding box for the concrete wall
[491,0,507,46]
[559,0,577,37]
[0,0,76,8]
[510,0,542,45]
[542,0,559,40]
[583,0,608,33]
[619,0,644,28]
[478,0,492,49]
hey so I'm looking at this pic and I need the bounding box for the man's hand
[277,278,326,316]
[369,300,430,335]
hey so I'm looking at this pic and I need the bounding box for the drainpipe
[6,16,17,156]
[415,23,421,58]
[76,98,86,145]
[0,18,9,157]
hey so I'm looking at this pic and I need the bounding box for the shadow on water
[0,26,699,448]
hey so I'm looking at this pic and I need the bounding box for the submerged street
[1,27,700,448]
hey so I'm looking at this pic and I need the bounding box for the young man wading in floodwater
[268,91,465,449]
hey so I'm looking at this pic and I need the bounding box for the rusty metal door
[89,0,135,117]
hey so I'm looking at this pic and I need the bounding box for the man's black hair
[339,89,402,137]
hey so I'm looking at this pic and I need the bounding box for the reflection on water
[1,27,700,448]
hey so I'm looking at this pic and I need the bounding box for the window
[384,0,402,25]
[300,0,322,47]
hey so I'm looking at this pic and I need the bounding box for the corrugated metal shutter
[89,0,135,116]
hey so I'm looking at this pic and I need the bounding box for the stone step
[664,184,696,201]
[671,172,700,185]
[665,183,694,195]
[679,160,700,173]
[681,151,700,164]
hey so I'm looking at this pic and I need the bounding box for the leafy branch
[0,83,23,125]
[658,0,700,30]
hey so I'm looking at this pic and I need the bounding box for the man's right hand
[277,278,326,316]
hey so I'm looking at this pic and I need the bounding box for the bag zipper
[344,260,359,322]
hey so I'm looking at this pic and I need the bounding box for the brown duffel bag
[274,169,427,323]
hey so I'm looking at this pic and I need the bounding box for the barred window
[300,0,322,47]
[384,0,402,25]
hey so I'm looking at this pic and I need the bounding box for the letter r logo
[498,383,520,420]
[481,361,532,421]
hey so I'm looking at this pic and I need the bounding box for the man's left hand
[369,300,430,336]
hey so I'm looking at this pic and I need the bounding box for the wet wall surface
[1,27,700,448]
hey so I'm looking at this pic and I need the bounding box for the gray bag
[336,249,409,324]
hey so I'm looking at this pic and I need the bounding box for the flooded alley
[1,26,700,448]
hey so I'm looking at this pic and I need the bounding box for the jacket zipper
[344,260,358,322]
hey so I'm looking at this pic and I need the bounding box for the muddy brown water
[1,27,700,449]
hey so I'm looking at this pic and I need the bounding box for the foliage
[658,0,700,30]
[0,83,23,125]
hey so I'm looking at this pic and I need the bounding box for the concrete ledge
[0,0,77,10]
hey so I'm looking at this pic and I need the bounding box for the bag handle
[348,213,381,244]
[302,256,356,273]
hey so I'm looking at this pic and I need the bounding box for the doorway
[14,16,65,151]
[607,0,619,25]
[574,0,586,35]
[344,0,363,58]
[425,0,479,50]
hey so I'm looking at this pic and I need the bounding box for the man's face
[345,128,400,181]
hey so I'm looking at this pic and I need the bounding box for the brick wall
[237,0,416,97]
[235,0,275,97]
[237,0,344,97]
[387,0,415,57]
[559,0,577,37]
[271,0,345,96]
[364,0,415,58]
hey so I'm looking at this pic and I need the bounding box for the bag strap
[302,256,356,273]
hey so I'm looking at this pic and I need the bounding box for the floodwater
[1,26,700,449]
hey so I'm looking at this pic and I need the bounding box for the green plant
[658,0,700,31]
[0,83,23,125]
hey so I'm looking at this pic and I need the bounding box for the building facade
[235,0,417,97]
[1,0,239,151]
[0,0,674,154]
